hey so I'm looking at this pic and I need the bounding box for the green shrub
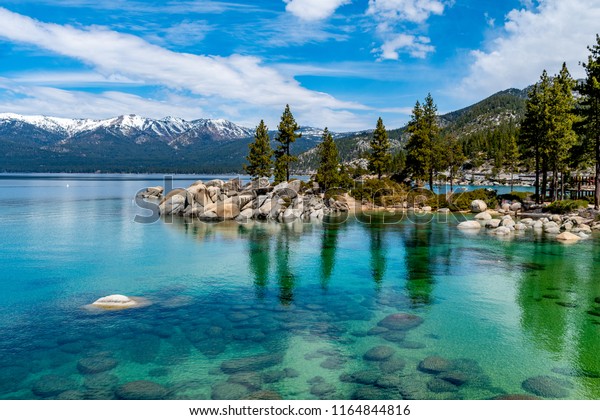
[349,178,406,205]
[545,200,589,214]
[498,191,532,203]
[446,188,498,211]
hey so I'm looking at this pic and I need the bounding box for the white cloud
[0,82,209,121]
[460,0,600,98]
[0,7,367,130]
[366,0,448,60]
[367,0,446,25]
[377,34,434,59]
[284,0,350,21]
[161,20,213,46]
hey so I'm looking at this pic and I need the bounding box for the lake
[1,174,599,400]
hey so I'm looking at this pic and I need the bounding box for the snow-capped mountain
[0,113,340,173]
[0,113,253,141]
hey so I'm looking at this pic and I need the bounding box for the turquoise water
[1,174,599,400]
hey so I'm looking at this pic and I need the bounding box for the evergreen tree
[273,104,301,183]
[504,134,520,192]
[520,71,551,203]
[520,66,577,202]
[243,120,273,179]
[547,63,577,201]
[423,93,440,190]
[368,117,391,179]
[406,100,428,185]
[577,35,600,209]
[441,134,465,193]
[315,128,342,191]
[406,93,440,190]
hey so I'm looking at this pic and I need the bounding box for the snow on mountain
[0,113,253,141]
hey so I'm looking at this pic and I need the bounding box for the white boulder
[556,232,582,242]
[471,200,487,213]
[475,212,492,220]
[493,226,512,236]
[485,219,501,229]
[458,220,481,230]
[89,294,149,310]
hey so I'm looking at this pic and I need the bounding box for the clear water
[1,174,599,400]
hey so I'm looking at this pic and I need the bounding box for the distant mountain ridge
[295,87,529,172]
[0,113,353,172]
[0,87,529,173]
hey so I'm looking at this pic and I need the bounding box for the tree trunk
[510,171,514,193]
[450,170,454,193]
[552,168,558,202]
[429,169,434,192]
[541,165,548,203]
[535,148,540,204]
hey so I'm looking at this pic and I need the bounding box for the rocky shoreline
[138,177,351,222]
[139,178,599,243]
[457,199,598,242]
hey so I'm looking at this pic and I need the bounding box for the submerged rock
[220,353,283,374]
[228,372,262,391]
[310,382,336,397]
[363,345,395,361]
[77,357,118,374]
[211,382,249,400]
[116,380,169,400]
[492,394,542,400]
[345,370,380,385]
[351,386,392,400]
[378,313,424,331]
[246,390,283,400]
[83,373,119,390]
[32,375,78,397]
[380,330,406,343]
[379,357,406,374]
[427,378,459,393]
[521,375,572,398]
[418,356,452,374]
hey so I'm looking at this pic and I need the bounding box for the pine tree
[441,134,465,193]
[406,93,440,190]
[504,134,520,192]
[368,117,391,179]
[406,101,428,185]
[547,63,577,201]
[243,120,273,179]
[577,34,600,209]
[520,71,551,203]
[422,93,440,190]
[273,104,301,183]
[315,128,341,192]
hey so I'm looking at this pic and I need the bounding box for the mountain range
[0,87,528,173]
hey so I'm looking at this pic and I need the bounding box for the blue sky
[0,0,598,131]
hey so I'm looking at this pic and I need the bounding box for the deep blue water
[0,174,599,400]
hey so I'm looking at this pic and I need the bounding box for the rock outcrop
[152,178,349,222]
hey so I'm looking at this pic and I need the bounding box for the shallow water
[1,174,599,400]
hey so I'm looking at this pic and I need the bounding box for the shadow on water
[368,225,387,291]
[320,216,346,291]
[247,225,271,299]
[515,239,600,395]
[275,223,297,306]
[401,222,435,307]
